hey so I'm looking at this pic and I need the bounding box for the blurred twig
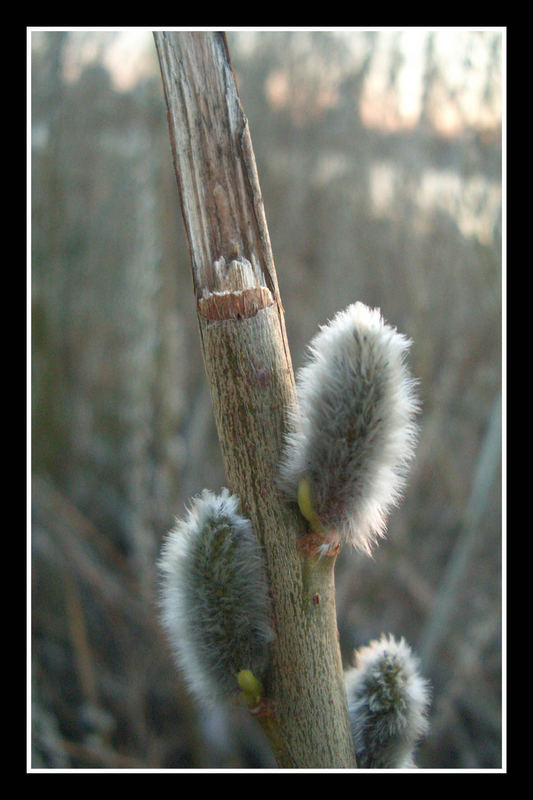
[32,474,146,619]
[62,565,99,708]
[417,392,502,672]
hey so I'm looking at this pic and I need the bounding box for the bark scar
[198,287,274,320]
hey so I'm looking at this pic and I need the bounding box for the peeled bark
[154,30,356,769]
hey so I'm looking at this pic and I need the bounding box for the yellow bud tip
[297,478,325,534]
[237,669,264,708]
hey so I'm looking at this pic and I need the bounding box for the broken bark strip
[154,30,356,769]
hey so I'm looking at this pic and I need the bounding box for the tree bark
[154,30,356,769]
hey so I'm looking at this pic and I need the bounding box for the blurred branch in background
[30,28,503,769]
[418,392,502,673]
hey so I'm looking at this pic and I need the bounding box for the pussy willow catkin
[280,302,419,553]
[344,633,430,768]
[159,489,273,706]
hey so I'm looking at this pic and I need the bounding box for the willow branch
[154,30,356,769]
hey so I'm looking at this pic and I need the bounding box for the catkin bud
[345,634,430,769]
[158,489,273,707]
[280,301,419,553]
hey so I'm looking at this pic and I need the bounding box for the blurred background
[30,28,504,770]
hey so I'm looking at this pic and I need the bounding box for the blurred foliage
[31,29,503,770]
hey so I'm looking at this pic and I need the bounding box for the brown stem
[154,30,356,769]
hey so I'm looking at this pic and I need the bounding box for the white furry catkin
[158,489,273,707]
[280,301,419,553]
[345,634,430,769]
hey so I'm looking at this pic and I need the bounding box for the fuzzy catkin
[158,489,273,707]
[280,301,419,553]
[345,634,430,769]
